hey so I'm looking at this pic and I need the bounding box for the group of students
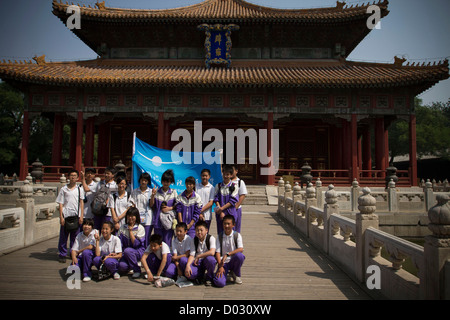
[56,164,247,287]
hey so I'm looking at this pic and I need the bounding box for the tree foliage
[389,98,450,160]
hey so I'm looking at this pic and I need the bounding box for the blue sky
[0,0,448,105]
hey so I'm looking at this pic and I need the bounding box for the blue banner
[131,135,223,193]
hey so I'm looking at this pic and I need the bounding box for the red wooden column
[409,114,418,186]
[84,117,95,167]
[51,114,63,167]
[362,125,372,177]
[75,111,84,172]
[157,112,164,149]
[350,114,358,180]
[375,117,386,177]
[266,112,275,185]
[19,111,30,180]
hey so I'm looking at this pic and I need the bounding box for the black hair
[82,218,94,227]
[200,168,211,176]
[185,176,196,186]
[116,175,127,185]
[102,220,114,231]
[126,207,140,225]
[139,172,151,186]
[176,222,188,231]
[115,171,126,179]
[195,220,208,230]
[68,169,79,176]
[222,214,236,225]
[85,168,96,174]
[222,164,234,175]
[161,169,175,183]
[104,166,115,174]
[149,233,163,245]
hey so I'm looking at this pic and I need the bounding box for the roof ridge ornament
[393,56,406,67]
[336,1,346,10]
[95,1,106,10]
[32,55,46,65]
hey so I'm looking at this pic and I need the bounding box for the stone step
[243,185,268,205]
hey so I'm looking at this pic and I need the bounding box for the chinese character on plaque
[197,24,239,68]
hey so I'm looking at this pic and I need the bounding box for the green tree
[389,98,450,161]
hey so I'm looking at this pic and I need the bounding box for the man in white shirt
[56,169,85,263]
[213,214,245,287]
[93,167,117,230]
[196,169,215,231]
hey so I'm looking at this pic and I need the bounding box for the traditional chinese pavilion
[0,0,448,185]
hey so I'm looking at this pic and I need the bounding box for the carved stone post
[387,179,398,212]
[16,180,35,247]
[355,187,379,283]
[315,178,324,209]
[324,185,339,254]
[424,179,434,212]
[423,194,450,300]
[283,181,292,219]
[305,183,317,238]
[351,179,359,212]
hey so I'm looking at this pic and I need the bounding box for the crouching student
[117,207,146,279]
[176,176,202,238]
[179,220,216,286]
[165,222,193,280]
[70,218,97,282]
[213,215,245,287]
[93,221,123,280]
[141,234,172,282]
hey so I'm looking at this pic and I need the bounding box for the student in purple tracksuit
[141,233,172,282]
[70,218,97,282]
[93,221,123,280]
[176,176,202,238]
[214,165,239,235]
[150,169,178,247]
[117,207,146,278]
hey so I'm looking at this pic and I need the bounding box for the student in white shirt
[179,220,216,286]
[129,172,153,248]
[196,169,215,231]
[80,168,98,220]
[165,222,193,280]
[231,165,248,233]
[108,176,130,231]
[141,234,172,282]
[56,169,85,263]
[213,214,245,287]
[93,221,123,280]
[93,167,117,231]
[71,218,98,282]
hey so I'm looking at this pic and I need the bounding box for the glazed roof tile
[0,58,448,92]
[52,0,389,22]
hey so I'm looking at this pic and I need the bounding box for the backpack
[194,234,212,254]
[91,184,110,216]
[218,231,239,257]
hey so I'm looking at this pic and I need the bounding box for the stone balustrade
[277,177,450,300]
[0,180,60,254]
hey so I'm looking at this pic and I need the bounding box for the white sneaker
[132,272,141,279]
[82,276,91,282]
[113,273,120,280]
[234,276,243,284]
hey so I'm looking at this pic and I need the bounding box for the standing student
[230,165,247,233]
[196,169,215,231]
[129,172,153,247]
[213,215,245,287]
[80,168,98,221]
[109,176,130,231]
[179,220,216,286]
[141,234,172,282]
[56,169,85,263]
[150,169,178,247]
[214,164,239,235]
[117,207,146,278]
[70,218,97,282]
[165,222,193,280]
[176,176,202,238]
[93,167,117,231]
[93,221,123,280]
